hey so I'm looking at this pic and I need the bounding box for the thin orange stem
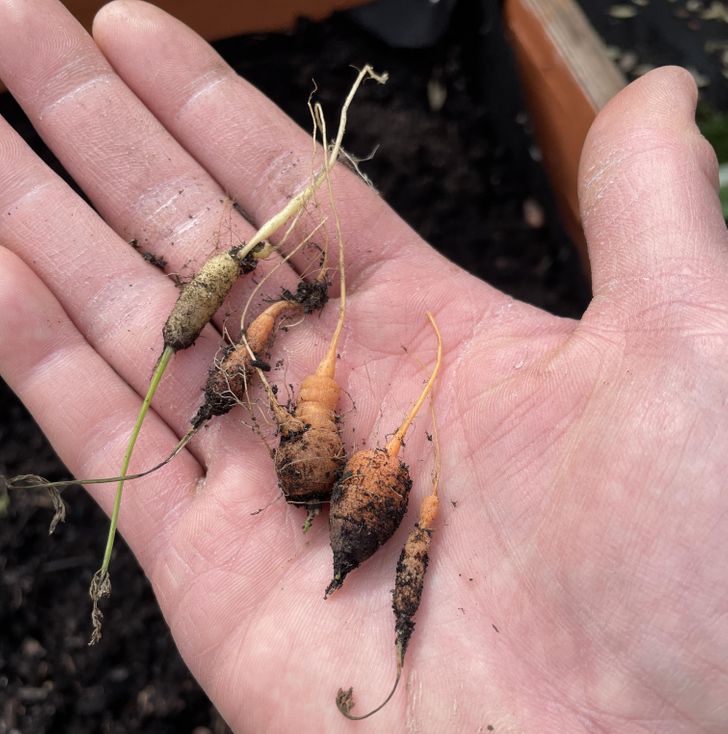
[386,312,442,457]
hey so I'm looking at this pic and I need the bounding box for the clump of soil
[282,279,330,313]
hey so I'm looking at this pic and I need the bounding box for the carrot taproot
[252,97,357,531]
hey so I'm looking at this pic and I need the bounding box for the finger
[579,66,728,308]
[91,0,510,308]
[0,244,201,570]
[0,0,300,303]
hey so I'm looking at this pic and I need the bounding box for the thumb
[578,66,728,307]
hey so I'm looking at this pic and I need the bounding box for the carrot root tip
[324,574,343,599]
[302,506,320,533]
[47,487,67,535]
[336,687,356,716]
[88,569,111,646]
[334,660,403,719]
[4,475,68,534]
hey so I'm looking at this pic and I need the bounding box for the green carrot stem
[99,345,173,577]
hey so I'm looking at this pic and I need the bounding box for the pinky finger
[0,245,201,573]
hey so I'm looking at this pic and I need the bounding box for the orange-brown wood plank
[65,0,368,38]
[504,0,626,268]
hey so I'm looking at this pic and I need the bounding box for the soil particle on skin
[130,239,168,270]
[249,358,271,371]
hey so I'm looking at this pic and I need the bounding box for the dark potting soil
[3,0,722,731]
[579,0,728,111]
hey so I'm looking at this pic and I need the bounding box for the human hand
[0,1,726,731]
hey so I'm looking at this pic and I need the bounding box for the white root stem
[233,65,387,262]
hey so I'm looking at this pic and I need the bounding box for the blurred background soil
[0,1,725,731]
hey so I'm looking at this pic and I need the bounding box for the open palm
[1,1,727,732]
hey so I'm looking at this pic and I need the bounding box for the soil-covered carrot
[325,312,442,597]
[162,243,262,351]
[191,283,328,427]
[254,97,357,531]
[336,399,442,719]
[266,289,346,529]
